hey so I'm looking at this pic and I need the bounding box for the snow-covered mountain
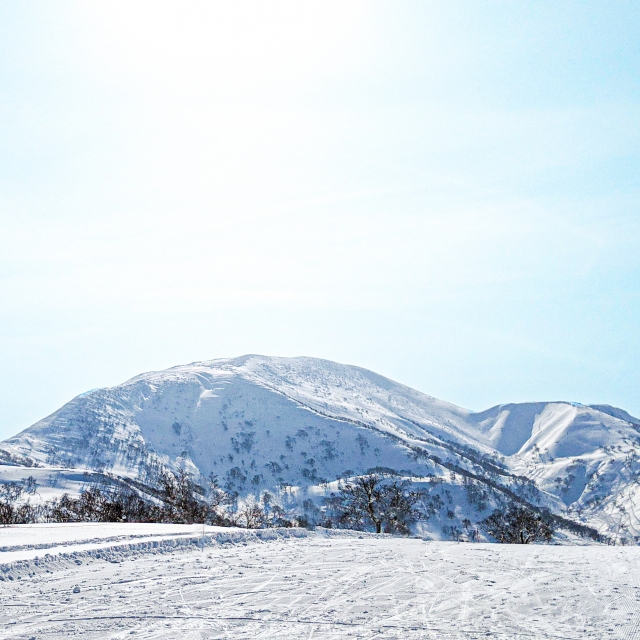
[2,355,639,541]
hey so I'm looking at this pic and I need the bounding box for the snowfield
[2,524,640,639]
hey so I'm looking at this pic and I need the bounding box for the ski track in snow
[1,525,640,639]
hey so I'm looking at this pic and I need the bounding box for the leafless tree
[334,474,420,534]
[0,482,26,525]
[481,505,554,544]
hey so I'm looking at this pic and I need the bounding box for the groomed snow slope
[1,524,640,639]
[2,355,639,540]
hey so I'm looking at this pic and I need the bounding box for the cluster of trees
[0,471,306,529]
[480,505,554,544]
[325,475,556,543]
[0,471,557,544]
[0,481,34,524]
[153,469,305,529]
[0,478,166,526]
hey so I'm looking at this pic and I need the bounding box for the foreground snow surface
[1,525,639,639]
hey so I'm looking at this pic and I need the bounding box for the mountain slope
[468,401,640,539]
[2,355,639,541]
[0,357,501,494]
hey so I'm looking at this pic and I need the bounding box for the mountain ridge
[1,355,639,542]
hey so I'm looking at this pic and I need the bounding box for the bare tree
[334,474,420,534]
[383,481,421,534]
[0,481,23,504]
[205,474,233,525]
[0,482,25,526]
[236,495,265,529]
[481,505,554,544]
[159,468,207,524]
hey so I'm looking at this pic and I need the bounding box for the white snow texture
[1,523,639,639]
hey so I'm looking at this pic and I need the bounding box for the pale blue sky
[1,1,639,439]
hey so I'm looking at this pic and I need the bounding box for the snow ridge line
[0,527,382,580]
[0,528,308,579]
[0,531,196,553]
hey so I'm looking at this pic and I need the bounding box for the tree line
[0,471,556,544]
[0,471,308,530]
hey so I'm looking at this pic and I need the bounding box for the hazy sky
[1,1,639,439]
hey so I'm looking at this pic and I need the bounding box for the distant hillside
[2,355,639,542]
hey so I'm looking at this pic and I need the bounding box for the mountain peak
[2,355,639,542]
